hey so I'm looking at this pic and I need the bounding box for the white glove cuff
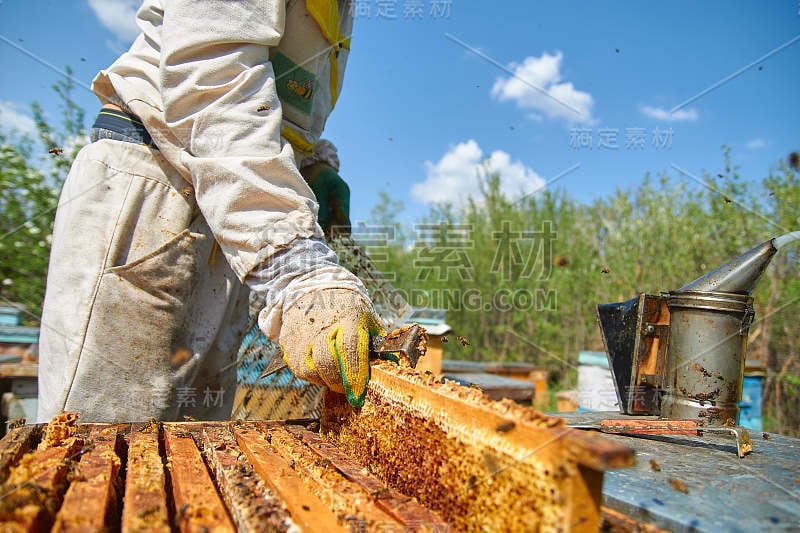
[246,237,369,339]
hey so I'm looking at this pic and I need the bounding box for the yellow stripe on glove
[278,288,385,407]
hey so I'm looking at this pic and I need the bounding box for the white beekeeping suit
[38,0,382,423]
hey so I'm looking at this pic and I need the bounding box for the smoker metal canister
[660,290,754,425]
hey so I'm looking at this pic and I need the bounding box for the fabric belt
[90,108,158,149]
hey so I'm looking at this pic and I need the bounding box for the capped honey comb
[321,361,635,532]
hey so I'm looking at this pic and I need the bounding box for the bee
[495,421,516,434]
[169,347,192,369]
[723,196,733,204]
[257,104,271,112]
[668,478,688,494]
[788,151,799,170]
[48,147,64,156]
[441,336,448,343]
[142,417,160,433]
[183,415,196,422]
[649,459,661,472]
[287,79,313,100]
[601,267,611,274]
[177,503,190,521]
[457,336,470,347]
[314,458,332,468]
[762,432,771,440]
[370,488,391,500]
[7,418,25,430]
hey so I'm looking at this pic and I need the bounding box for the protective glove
[247,238,383,408]
[277,288,385,407]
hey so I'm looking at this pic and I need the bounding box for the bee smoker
[597,237,784,427]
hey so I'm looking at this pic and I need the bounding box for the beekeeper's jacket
[94,0,353,280]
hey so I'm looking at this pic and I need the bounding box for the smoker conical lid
[678,239,776,294]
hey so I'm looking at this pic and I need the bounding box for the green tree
[757,158,800,435]
[365,148,799,434]
[0,68,86,323]
[0,134,58,320]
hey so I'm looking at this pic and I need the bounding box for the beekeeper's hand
[248,238,384,408]
[301,163,351,238]
[278,289,384,407]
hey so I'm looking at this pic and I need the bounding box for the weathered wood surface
[234,425,347,532]
[201,423,294,532]
[53,425,122,532]
[0,424,40,480]
[601,506,669,533]
[0,419,84,532]
[0,362,38,379]
[163,424,236,533]
[120,423,171,533]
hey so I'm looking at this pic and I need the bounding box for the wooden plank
[598,428,800,532]
[53,425,122,532]
[201,423,295,532]
[121,423,170,533]
[233,426,346,532]
[284,424,450,530]
[0,362,38,379]
[321,362,635,532]
[163,424,235,533]
[0,436,84,531]
[601,506,668,533]
[0,424,40,480]
[443,372,534,401]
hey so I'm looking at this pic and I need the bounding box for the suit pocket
[107,229,206,307]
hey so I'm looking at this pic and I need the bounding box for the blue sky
[1,1,798,229]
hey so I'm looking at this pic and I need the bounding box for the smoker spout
[678,239,777,294]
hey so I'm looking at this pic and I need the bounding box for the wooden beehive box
[0,364,638,532]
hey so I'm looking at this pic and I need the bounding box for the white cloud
[639,105,699,122]
[491,51,595,125]
[745,138,766,150]
[87,0,140,42]
[411,140,546,205]
[0,101,37,136]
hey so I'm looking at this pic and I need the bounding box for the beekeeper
[300,139,352,238]
[37,0,383,423]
